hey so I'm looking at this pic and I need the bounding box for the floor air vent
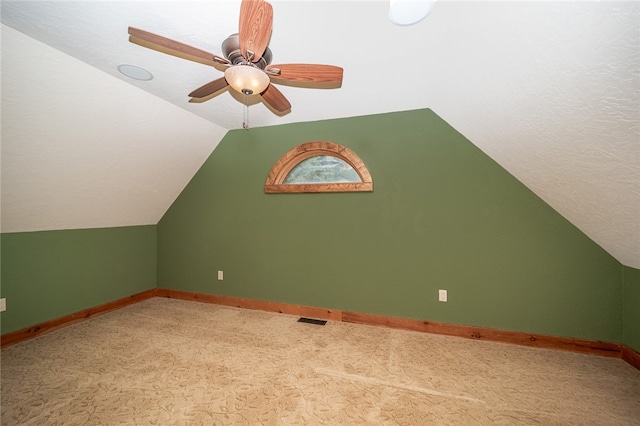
[297,317,327,326]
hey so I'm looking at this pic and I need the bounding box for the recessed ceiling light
[389,0,436,26]
[117,64,153,81]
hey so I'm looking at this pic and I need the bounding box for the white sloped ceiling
[1,25,226,232]
[1,1,638,268]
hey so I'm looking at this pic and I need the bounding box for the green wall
[0,225,156,334]
[623,266,640,352]
[158,109,623,343]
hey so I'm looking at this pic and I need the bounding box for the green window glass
[283,155,362,184]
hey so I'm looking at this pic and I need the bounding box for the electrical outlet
[438,289,447,302]
[0,298,6,312]
[217,270,224,281]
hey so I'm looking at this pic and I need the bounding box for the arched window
[265,141,373,193]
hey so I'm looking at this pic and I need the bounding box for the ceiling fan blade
[238,0,273,62]
[266,64,343,88]
[128,27,229,71]
[261,84,291,113]
[188,77,229,99]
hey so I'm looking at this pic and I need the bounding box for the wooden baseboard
[158,289,623,360]
[0,289,158,348]
[622,345,640,370]
[154,289,343,321]
[341,311,621,358]
[2,289,634,371]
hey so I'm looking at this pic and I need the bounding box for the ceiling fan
[128,0,343,117]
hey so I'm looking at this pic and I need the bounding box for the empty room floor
[2,297,639,425]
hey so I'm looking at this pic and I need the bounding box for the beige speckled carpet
[2,298,640,425]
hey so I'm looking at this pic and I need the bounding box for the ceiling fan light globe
[225,66,270,96]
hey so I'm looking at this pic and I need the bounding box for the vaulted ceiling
[1,1,638,268]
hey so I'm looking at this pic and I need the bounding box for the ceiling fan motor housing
[221,33,272,69]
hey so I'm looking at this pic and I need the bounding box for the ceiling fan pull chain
[243,93,250,130]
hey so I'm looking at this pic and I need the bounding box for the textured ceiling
[1,1,639,268]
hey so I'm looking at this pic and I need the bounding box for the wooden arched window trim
[265,141,373,193]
